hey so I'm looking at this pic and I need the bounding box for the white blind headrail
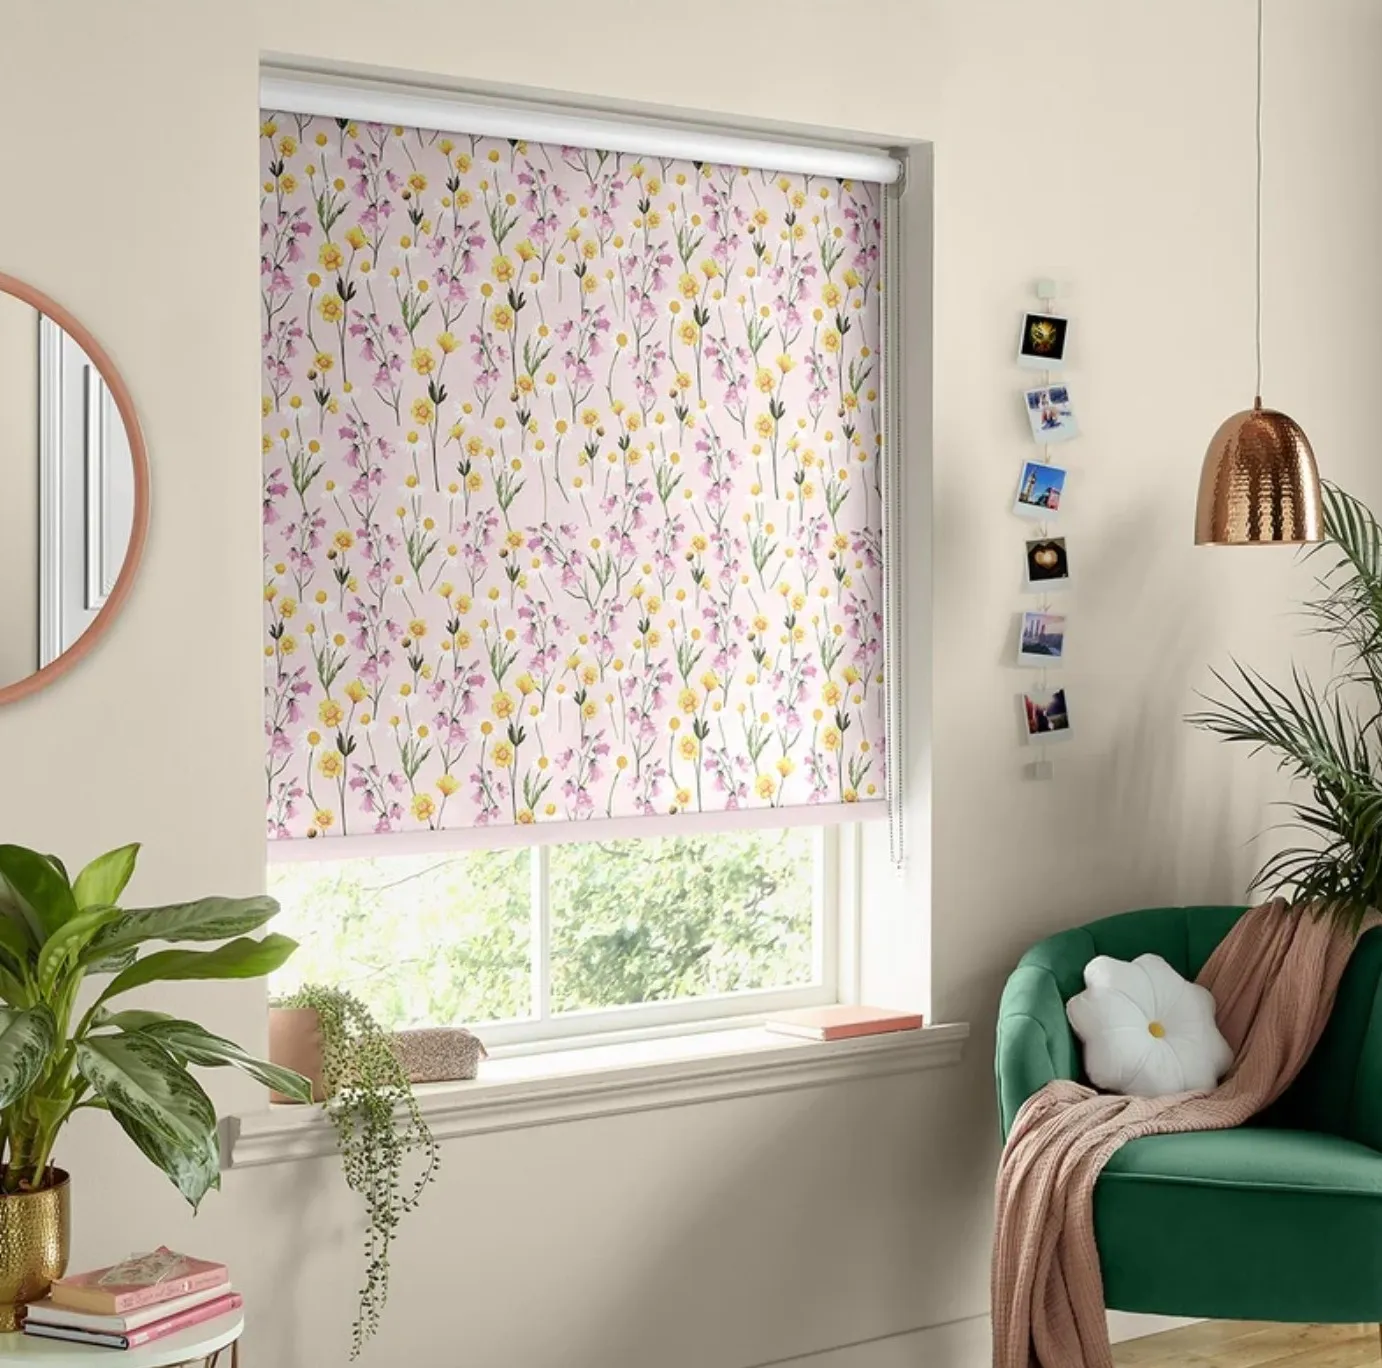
[260,73,902,185]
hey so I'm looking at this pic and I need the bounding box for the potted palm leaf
[0,842,309,1329]
[1190,482,1382,931]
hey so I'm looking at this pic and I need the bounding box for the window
[269,825,847,1048]
[259,78,900,1053]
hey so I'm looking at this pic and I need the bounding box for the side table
[0,1310,243,1368]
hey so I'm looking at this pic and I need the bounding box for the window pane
[268,849,532,1030]
[548,829,817,1014]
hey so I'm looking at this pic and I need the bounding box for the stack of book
[23,1247,241,1350]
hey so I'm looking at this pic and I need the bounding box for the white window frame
[270,823,859,1057]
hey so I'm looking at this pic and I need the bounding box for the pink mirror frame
[0,271,150,706]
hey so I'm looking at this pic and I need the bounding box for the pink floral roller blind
[261,111,886,841]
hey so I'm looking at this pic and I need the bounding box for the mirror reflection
[0,288,135,692]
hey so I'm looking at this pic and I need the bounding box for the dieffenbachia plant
[0,842,311,1205]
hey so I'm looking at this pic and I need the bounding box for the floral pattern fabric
[261,111,885,839]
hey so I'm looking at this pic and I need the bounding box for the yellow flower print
[318,751,344,780]
[822,681,843,707]
[408,619,427,638]
[493,256,515,282]
[314,351,335,372]
[492,692,516,720]
[678,686,700,714]
[678,272,699,299]
[306,730,322,747]
[491,304,515,331]
[344,680,367,705]
[412,347,436,375]
[754,368,775,393]
[318,242,345,272]
[333,529,354,551]
[581,699,598,720]
[754,414,775,438]
[515,240,536,262]
[306,272,321,289]
[776,756,796,778]
[516,808,535,824]
[822,727,841,752]
[516,673,536,696]
[407,172,428,194]
[313,808,334,830]
[822,329,841,353]
[755,774,776,800]
[677,320,700,346]
[752,207,770,228]
[678,735,700,761]
[437,331,458,354]
[411,792,436,822]
[491,740,515,768]
[437,774,460,797]
[675,787,692,808]
[318,699,345,728]
[345,225,368,252]
[318,296,344,324]
[278,597,297,619]
[411,397,435,424]
[278,135,297,157]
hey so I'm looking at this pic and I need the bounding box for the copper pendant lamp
[1194,0,1322,546]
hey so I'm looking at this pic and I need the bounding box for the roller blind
[261,86,893,849]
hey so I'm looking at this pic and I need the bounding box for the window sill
[222,1020,968,1168]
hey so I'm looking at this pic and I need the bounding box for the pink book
[24,1281,232,1333]
[49,1247,229,1315]
[24,1291,243,1350]
[764,1005,924,1041]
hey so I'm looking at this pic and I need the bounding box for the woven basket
[390,1027,487,1083]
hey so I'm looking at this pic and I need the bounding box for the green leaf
[85,896,281,962]
[117,1018,313,1103]
[0,845,77,941]
[84,948,138,977]
[75,1034,215,1147]
[37,904,123,993]
[96,934,299,1005]
[0,915,35,974]
[0,1005,56,1109]
[105,1103,221,1211]
[72,844,140,912]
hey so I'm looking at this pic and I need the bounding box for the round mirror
[0,273,149,704]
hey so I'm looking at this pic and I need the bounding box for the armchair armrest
[996,963,1081,1140]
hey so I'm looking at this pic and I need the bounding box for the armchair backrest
[996,904,1382,1149]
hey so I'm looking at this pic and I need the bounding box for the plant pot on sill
[268,1007,328,1104]
[0,1168,71,1332]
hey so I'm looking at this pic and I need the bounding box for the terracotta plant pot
[268,1007,328,1104]
[0,1168,70,1332]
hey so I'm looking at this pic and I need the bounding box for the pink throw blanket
[992,900,1376,1368]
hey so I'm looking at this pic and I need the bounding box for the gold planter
[0,1168,70,1331]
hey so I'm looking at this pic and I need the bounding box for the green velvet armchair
[996,905,1382,1324]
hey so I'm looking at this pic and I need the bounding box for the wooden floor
[1114,1322,1382,1368]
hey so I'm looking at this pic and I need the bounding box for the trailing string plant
[274,984,439,1358]
[1189,482,1382,934]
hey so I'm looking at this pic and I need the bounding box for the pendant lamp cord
[1254,0,1264,403]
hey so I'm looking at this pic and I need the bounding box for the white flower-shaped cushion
[1066,953,1234,1098]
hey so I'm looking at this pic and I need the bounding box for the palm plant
[1189,482,1382,933]
[0,842,310,1204]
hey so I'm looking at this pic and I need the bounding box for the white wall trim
[223,1021,967,1168]
[750,1311,1197,1368]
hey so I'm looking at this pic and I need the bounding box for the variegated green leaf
[0,1005,56,1109]
[72,844,140,912]
[75,1035,215,1148]
[84,896,281,962]
[117,1018,312,1103]
[96,933,299,1005]
[106,1103,221,1211]
[37,904,123,993]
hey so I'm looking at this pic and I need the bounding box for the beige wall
[1,1,1380,1365]
[0,292,38,689]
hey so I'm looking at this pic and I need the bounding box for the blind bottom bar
[268,800,883,863]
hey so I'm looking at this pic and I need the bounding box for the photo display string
[1015,279,1073,775]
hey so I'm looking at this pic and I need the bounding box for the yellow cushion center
[1147,1020,1166,1039]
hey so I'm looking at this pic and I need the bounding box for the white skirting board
[755,1311,1200,1368]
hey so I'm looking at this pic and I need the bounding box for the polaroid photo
[1024,384,1079,444]
[1018,611,1067,667]
[1024,536,1070,590]
[1017,312,1069,370]
[1014,460,1067,518]
[1021,687,1071,743]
